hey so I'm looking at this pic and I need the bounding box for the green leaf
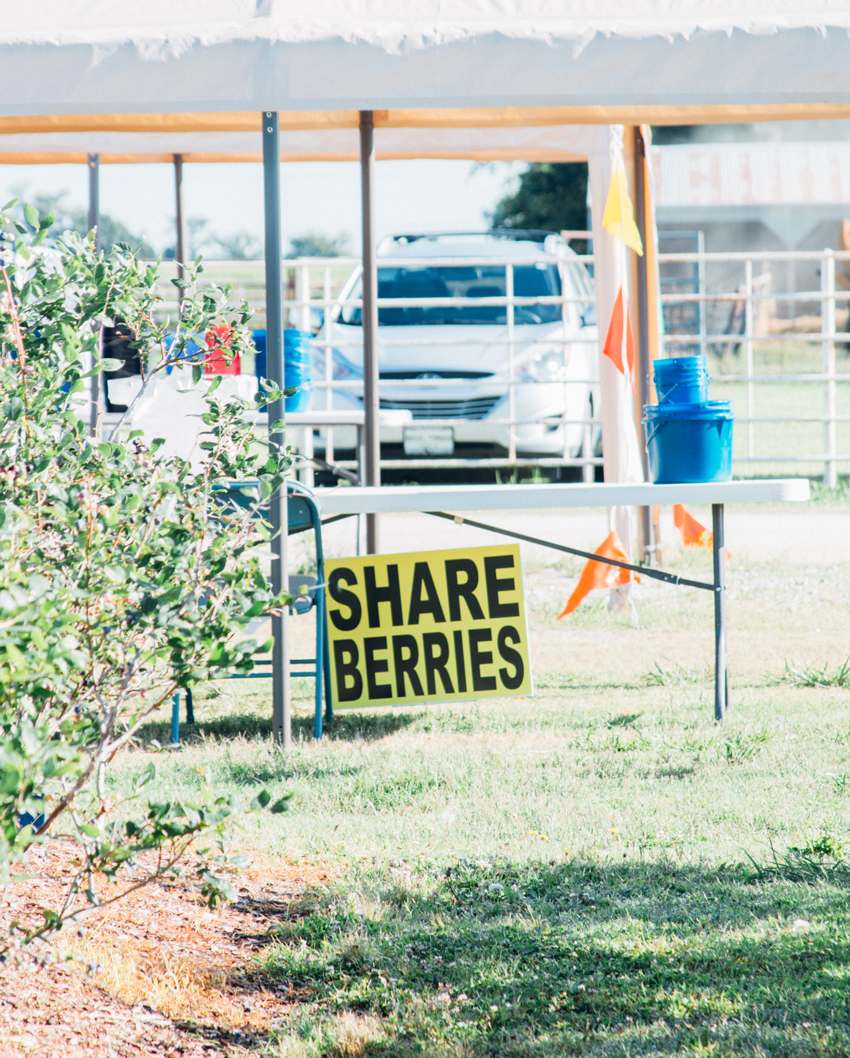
[97,358,124,373]
[270,794,293,814]
[1,198,18,211]
[192,365,203,385]
[251,789,272,811]
[23,203,39,229]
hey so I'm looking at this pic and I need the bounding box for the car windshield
[340,263,563,326]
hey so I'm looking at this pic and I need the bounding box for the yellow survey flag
[602,167,643,256]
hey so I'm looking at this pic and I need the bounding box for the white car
[311,230,599,473]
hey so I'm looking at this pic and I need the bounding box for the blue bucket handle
[644,419,667,447]
[658,379,682,396]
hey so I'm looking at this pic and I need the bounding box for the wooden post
[631,128,655,565]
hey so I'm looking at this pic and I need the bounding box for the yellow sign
[325,545,532,709]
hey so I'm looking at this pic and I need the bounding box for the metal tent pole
[263,112,291,749]
[359,110,380,554]
[712,503,728,722]
[173,153,187,290]
[87,153,101,439]
[632,129,655,565]
[87,152,100,245]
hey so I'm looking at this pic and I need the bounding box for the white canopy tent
[1,1,845,742]
[2,2,850,120]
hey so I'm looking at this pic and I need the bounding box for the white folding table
[311,479,811,721]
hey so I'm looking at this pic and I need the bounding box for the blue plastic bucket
[284,330,313,412]
[643,401,734,483]
[653,355,709,405]
[252,329,313,412]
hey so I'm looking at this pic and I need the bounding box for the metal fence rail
[153,246,850,485]
[659,247,850,486]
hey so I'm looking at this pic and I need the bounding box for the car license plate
[403,426,455,456]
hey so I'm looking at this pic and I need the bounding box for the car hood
[319,321,576,375]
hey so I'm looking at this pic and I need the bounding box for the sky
[0,159,525,257]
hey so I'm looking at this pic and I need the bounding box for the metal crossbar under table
[312,480,811,722]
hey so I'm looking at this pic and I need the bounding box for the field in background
[708,344,850,480]
[102,520,850,1056]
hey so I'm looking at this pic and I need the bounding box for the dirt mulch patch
[0,842,337,1057]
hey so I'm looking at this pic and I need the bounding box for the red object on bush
[203,325,240,375]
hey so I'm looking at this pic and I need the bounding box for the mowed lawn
[110,517,850,1057]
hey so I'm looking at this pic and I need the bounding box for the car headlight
[516,345,571,383]
[313,348,362,381]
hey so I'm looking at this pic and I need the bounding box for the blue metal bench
[170,480,334,744]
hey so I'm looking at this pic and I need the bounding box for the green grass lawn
[120,679,850,1057]
[111,535,850,1058]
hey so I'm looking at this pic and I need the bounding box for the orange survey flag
[602,288,636,388]
[673,505,732,557]
[673,504,711,548]
[558,531,640,618]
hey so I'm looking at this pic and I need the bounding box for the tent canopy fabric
[2,3,850,121]
[0,124,606,164]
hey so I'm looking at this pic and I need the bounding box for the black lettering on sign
[468,628,497,691]
[407,562,446,625]
[453,629,467,693]
[422,632,454,695]
[497,625,525,690]
[392,635,424,697]
[484,554,520,619]
[328,568,361,632]
[445,558,485,622]
[363,636,392,699]
[364,565,403,628]
[333,640,362,701]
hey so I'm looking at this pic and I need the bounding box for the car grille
[379,396,501,420]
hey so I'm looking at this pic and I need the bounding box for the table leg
[302,426,315,489]
[712,503,728,722]
[171,692,180,746]
[356,424,364,485]
[356,425,364,555]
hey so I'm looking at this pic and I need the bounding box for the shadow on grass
[261,857,850,1057]
[135,709,422,748]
